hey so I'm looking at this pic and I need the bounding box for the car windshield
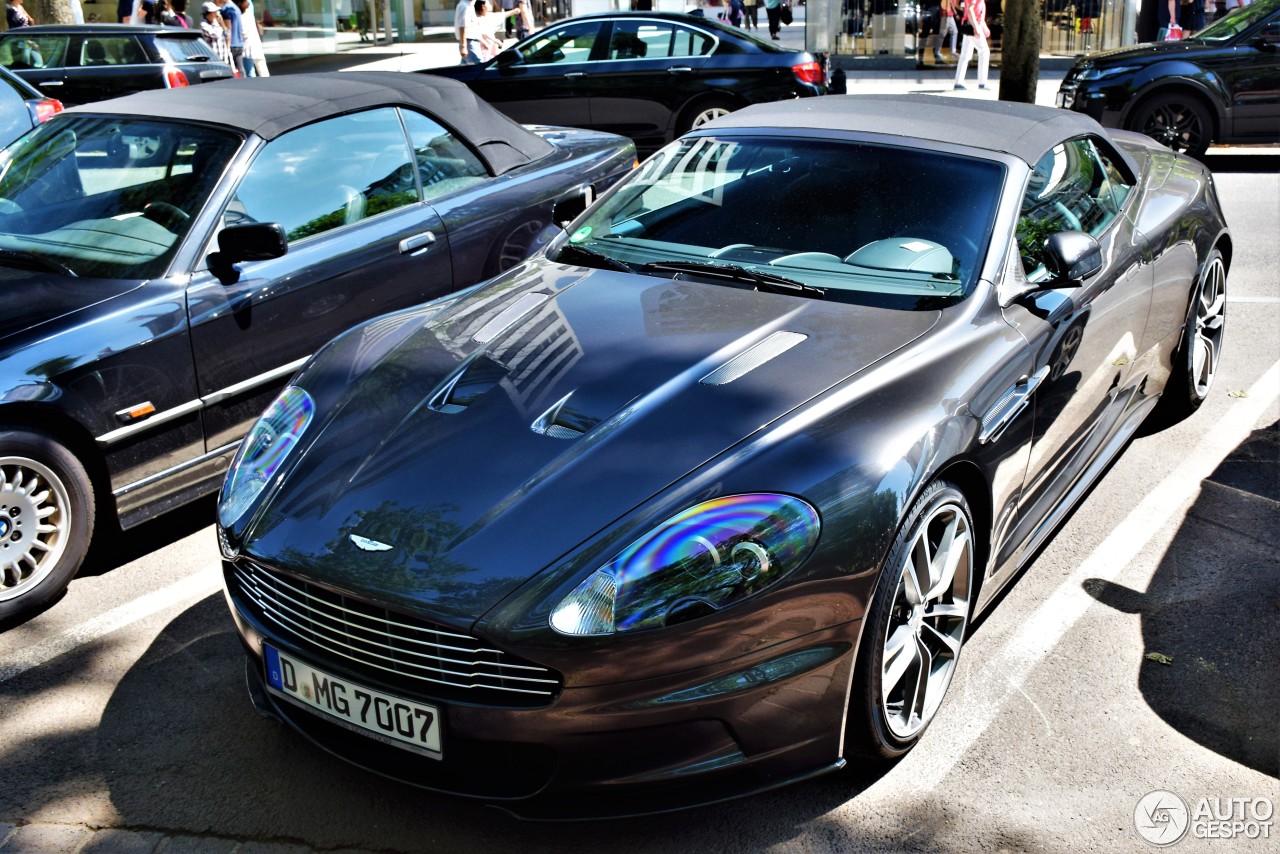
[1191,2,1275,42]
[0,116,241,279]
[555,135,1004,309]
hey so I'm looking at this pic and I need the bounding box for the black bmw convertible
[217,96,1230,817]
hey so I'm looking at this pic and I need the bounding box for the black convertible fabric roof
[66,72,554,174]
[713,95,1137,171]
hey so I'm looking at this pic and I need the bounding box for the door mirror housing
[208,222,287,285]
[496,48,523,69]
[1042,231,1102,285]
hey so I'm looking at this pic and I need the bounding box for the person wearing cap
[199,1,233,67]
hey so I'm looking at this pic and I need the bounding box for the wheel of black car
[0,430,95,623]
[495,217,548,273]
[847,480,974,759]
[1131,91,1213,159]
[1157,249,1226,423]
[679,98,737,136]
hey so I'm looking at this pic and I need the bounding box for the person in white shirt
[236,0,268,76]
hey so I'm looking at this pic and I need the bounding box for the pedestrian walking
[763,0,782,40]
[200,1,233,67]
[455,0,482,64]
[219,0,247,77]
[4,0,35,28]
[237,0,269,76]
[953,0,990,89]
[742,0,758,29]
[937,0,958,60]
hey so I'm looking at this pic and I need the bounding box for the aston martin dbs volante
[0,72,634,623]
[218,96,1230,817]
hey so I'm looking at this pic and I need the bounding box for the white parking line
[0,570,221,686]
[912,358,1280,791]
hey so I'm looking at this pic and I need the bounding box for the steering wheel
[143,201,191,231]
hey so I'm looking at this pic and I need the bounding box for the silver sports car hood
[239,264,940,623]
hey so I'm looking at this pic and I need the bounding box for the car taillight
[792,61,826,86]
[30,97,63,123]
[166,68,190,89]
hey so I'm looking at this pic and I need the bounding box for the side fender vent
[531,392,598,440]
[700,331,807,386]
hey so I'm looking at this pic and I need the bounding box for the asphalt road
[0,158,1276,853]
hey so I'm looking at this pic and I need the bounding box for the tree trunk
[27,0,79,25]
[998,0,1040,104]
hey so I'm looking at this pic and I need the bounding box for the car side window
[80,37,147,67]
[1018,138,1121,278]
[605,22,713,60]
[520,22,602,65]
[229,108,417,243]
[0,35,67,69]
[400,109,488,201]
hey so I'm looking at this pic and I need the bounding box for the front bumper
[1057,81,1123,127]
[223,563,859,819]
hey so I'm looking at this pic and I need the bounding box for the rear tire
[846,480,974,759]
[1154,249,1226,424]
[0,429,94,623]
[678,98,737,136]
[1130,91,1213,159]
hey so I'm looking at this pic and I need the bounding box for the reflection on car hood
[242,264,939,624]
[1074,40,1213,67]
[0,265,141,346]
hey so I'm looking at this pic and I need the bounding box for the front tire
[1130,91,1213,159]
[0,430,95,623]
[846,480,974,759]
[1156,249,1226,424]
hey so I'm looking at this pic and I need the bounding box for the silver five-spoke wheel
[1191,254,1226,401]
[880,499,972,739]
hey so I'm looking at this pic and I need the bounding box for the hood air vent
[473,292,551,344]
[428,354,508,414]
[531,392,599,440]
[700,331,807,386]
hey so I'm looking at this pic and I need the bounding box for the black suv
[1057,0,1280,157]
[0,24,235,107]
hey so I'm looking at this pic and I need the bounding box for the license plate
[263,645,442,758]
[1056,91,1072,109]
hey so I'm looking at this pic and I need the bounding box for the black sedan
[1057,0,1280,158]
[0,72,634,623]
[216,96,1229,817]
[422,12,827,151]
[0,23,235,107]
[0,64,61,149]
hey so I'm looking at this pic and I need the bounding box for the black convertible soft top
[712,95,1141,174]
[66,71,555,175]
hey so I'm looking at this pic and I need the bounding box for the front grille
[229,560,561,707]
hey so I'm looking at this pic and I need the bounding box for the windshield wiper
[639,260,824,298]
[555,242,636,273]
[0,250,78,278]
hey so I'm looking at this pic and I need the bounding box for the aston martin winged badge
[349,534,394,552]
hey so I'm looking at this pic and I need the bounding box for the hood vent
[700,331,807,386]
[472,292,551,344]
[531,391,599,440]
[428,354,508,414]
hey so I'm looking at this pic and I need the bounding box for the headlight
[550,493,820,636]
[217,386,315,528]
[1077,65,1139,81]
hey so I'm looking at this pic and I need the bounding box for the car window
[1192,2,1276,42]
[80,37,148,67]
[1019,138,1123,278]
[0,116,241,279]
[156,35,219,63]
[607,21,713,60]
[520,21,602,65]
[0,35,68,70]
[560,135,1004,309]
[400,109,487,201]
[229,108,417,243]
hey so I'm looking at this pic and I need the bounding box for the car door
[587,19,715,144]
[0,33,71,101]
[999,136,1152,567]
[1221,16,1280,139]
[470,19,604,128]
[59,34,159,105]
[186,107,453,452]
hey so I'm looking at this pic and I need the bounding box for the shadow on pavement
[1085,419,1279,778]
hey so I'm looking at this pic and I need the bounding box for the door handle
[399,231,435,255]
[39,80,64,86]
[666,67,693,74]
[563,72,586,79]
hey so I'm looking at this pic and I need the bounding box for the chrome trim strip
[979,366,1049,445]
[96,356,310,447]
[473,292,550,344]
[112,440,241,498]
[700,331,807,386]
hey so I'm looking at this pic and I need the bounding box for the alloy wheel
[0,456,71,602]
[1191,255,1226,400]
[880,500,972,740]
[1141,99,1207,155]
[690,106,732,129]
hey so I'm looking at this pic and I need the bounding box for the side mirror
[208,222,287,285]
[1257,22,1280,48]
[1042,231,1102,285]
[496,48,523,69]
